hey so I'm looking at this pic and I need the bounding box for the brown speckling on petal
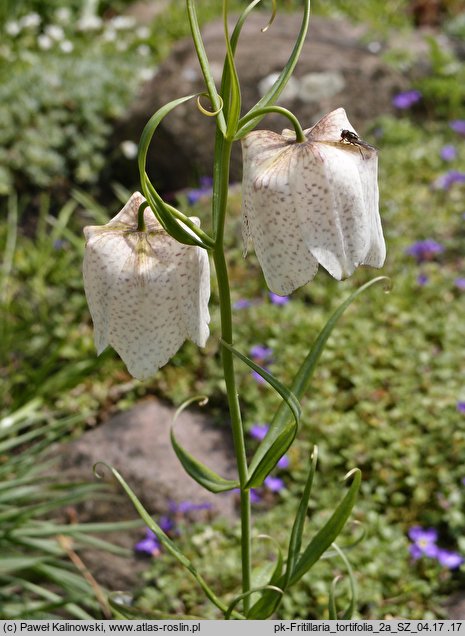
[82,193,211,380]
[241,108,385,294]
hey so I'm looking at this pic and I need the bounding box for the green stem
[137,201,148,232]
[212,138,252,614]
[186,0,226,135]
[236,105,306,143]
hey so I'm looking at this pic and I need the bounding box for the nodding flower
[83,192,210,380]
[241,108,385,296]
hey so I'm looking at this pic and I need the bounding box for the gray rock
[56,399,237,521]
[50,399,237,590]
[113,13,409,190]
[298,71,346,103]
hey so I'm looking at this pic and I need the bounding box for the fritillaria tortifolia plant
[83,0,387,619]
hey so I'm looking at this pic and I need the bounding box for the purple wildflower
[269,292,290,305]
[186,177,213,206]
[249,423,269,441]
[450,120,465,136]
[454,277,465,290]
[158,515,175,533]
[134,529,161,557]
[436,549,463,569]
[461,477,465,486]
[408,526,439,559]
[250,345,273,361]
[264,475,285,492]
[405,239,444,263]
[170,500,212,515]
[409,543,426,560]
[392,90,422,109]
[417,273,428,286]
[433,170,465,190]
[457,401,465,414]
[233,299,252,309]
[440,145,457,162]
[277,455,290,469]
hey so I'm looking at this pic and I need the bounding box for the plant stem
[212,138,252,614]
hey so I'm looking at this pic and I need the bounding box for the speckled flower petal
[292,143,372,279]
[241,108,385,294]
[242,132,318,295]
[165,217,210,348]
[83,193,210,380]
[305,107,356,142]
[357,152,386,267]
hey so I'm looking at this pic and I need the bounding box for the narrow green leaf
[143,175,213,249]
[0,423,53,453]
[223,0,241,139]
[220,339,301,488]
[170,426,239,493]
[245,422,296,489]
[286,446,318,579]
[218,0,264,124]
[13,579,95,620]
[328,576,340,620]
[0,399,43,435]
[13,519,141,538]
[236,0,311,136]
[0,556,50,574]
[211,2,262,231]
[98,462,242,619]
[226,585,282,620]
[291,278,391,402]
[220,339,301,425]
[186,0,226,135]
[288,468,362,586]
[35,563,95,595]
[248,277,390,485]
[95,464,194,571]
[137,94,214,249]
[246,535,285,619]
[108,595,204,620]
[331,543,357,619]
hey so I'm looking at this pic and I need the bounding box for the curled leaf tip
[174,395,209,423]
[261,0,277,32]
[197,94,224,117]
[382,276,393,293]
[343,467,361,482]
[93,461,111,479]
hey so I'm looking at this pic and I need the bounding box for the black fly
[340,129,378,158]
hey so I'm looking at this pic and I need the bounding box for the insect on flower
[340,129,378,158]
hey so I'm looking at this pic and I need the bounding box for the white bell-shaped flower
[83,192,210,380]
[241,107,386,295]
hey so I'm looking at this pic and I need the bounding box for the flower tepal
[83,192,210,380]
[241,108,386,295]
